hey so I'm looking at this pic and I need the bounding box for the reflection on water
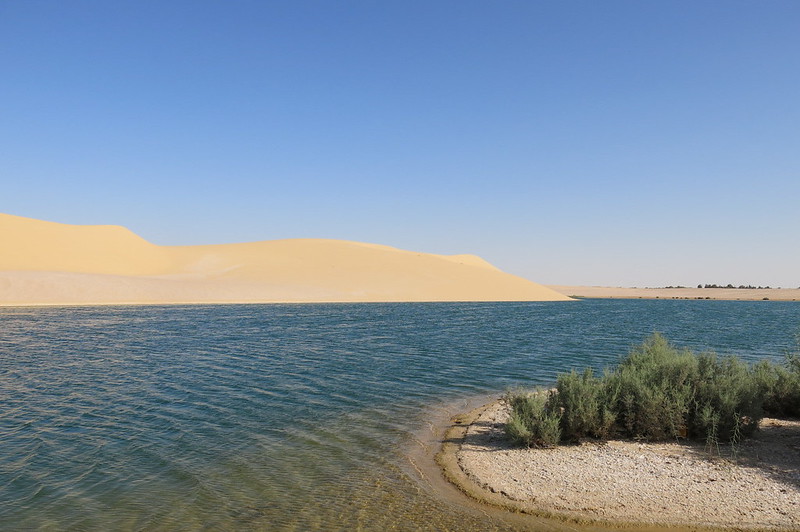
[1,301,798,530]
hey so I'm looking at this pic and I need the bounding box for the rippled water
[1,300,798,530]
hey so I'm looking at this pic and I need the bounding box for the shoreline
[548,286,800,302]
[436,399,800,531]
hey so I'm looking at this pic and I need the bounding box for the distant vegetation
[696,284,775,289]
[658,284,778,289]
[505,333,800,451]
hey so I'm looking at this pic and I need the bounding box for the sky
[2,1,799,287]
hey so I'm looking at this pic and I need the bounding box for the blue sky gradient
[2,1,798,286]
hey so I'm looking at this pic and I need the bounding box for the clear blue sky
[2,1,799,287]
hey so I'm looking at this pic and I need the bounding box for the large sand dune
[0,213,570,305]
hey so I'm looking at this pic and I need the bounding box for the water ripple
[0,301,798,530]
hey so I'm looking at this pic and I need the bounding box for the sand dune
[0,214,173,276]
[0,213,570,305]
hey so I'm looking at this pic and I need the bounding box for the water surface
[1,300,798,530]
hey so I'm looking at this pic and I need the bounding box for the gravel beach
[439,401,800,530]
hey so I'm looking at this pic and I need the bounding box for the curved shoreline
[436,400,800,531]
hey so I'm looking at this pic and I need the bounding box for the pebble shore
[445,401,800,530]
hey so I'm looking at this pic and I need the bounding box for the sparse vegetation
[696,284,774,289]
[505,333,800,449]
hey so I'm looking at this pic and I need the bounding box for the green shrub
[696,402,721,453]
[553,368,615,441]
[778,353,800,416]
[504,390,562,447]
[753,353,800,418]
[690,352,761,444]
[609,334,697,440]
[504,332,800,450]
[767,335,800,416]
[751,359,780,412]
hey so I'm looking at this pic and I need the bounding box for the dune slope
[0,213,570,305]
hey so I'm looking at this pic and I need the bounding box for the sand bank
[438,400,800,530]
[0,213,570,306]
[549,286,800,302]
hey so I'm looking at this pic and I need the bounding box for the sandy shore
[549,286,800,302]
[438,400,800,530]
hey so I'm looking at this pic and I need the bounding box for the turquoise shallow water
[1,300,799,530]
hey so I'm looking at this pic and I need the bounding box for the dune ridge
[0,213,570,305]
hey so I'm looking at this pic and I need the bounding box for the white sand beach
[438,400,800,530]
[0,213,570,306]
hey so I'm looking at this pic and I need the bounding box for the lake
[1,300,798,530]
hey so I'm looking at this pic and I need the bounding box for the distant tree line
[655,284,796,289]
[696,284,774,289]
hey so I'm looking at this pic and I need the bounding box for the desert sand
[438,400,800,530]
[0,213,570,306]
[549,285,800,301]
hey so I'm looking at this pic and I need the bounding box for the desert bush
[609,334,697,440]
[690,352,761,445]
[504,390,562,447]
[505,333,799,449]
[754,352,800,418]
[787,354,800,415]
[778,353,800,416]
[553,368,616,441]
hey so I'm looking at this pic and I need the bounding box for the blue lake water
[1,300,799,530]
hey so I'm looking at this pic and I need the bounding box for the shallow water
[1,300,798,530]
